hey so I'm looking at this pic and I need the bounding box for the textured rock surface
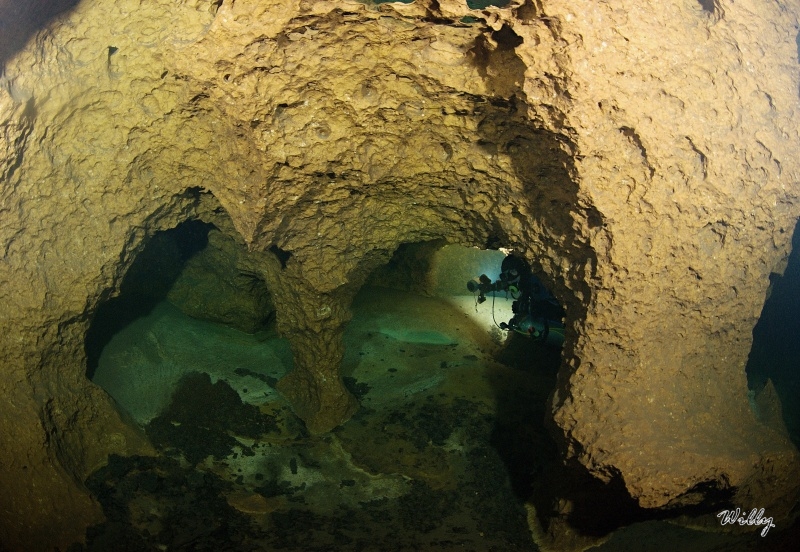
[167,228,275,333]
[1,0,800,549]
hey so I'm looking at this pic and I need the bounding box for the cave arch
[251,174,584,434]
[84,218,214,380]
[85,195,288,427]
[3,1,800,550]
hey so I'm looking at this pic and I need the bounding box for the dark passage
[79,283,547,551]
[84,220,212,379]
[747,220,800,447]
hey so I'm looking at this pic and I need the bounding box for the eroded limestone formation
[1,0,799,549]
[167,227,275,333]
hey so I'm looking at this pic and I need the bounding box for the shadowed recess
[0,0,82,66]
[84,220,213,379]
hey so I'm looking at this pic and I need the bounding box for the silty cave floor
[83,287,798,551]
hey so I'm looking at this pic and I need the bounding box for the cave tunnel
[84,218,214,381]
[84,220,574,549]
[85,216,288,425]
[746,218,800,449]
[3,1,800,551]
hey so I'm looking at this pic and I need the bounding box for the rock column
[249,251,359,434]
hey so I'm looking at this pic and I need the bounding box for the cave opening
[84,218,213,381]
[746,218,800,447]
[85,217,288,426]
[83,233,567,550]
[338,240,566,530]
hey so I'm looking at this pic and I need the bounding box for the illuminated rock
[1,0,799,549]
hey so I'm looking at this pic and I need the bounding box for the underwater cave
[2,1,800,551]
[746,219,800,449]
[84,227,571,550]
[81,227,800,550]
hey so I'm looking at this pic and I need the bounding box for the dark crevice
[697,0,716,15]
[686,136,708,180]
[84,220,214,379]
[0,0,82,68]
[697,0,724,21]
[492,24,524,50]
[269,245,293,269]
[746,218,800,447]
[620,126,655,177]
[796,32,800,68]
[467,0,511,9]
[698,0,714,12]
[586,206,605,229]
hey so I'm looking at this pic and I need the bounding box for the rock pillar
[248,251,359,434]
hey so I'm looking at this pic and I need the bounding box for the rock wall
[524,0,800,516]
[1,0,799,549]
[167,228,275,333]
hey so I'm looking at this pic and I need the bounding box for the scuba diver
[467,254,565,347]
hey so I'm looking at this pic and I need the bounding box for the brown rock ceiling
[1,0,799,549]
